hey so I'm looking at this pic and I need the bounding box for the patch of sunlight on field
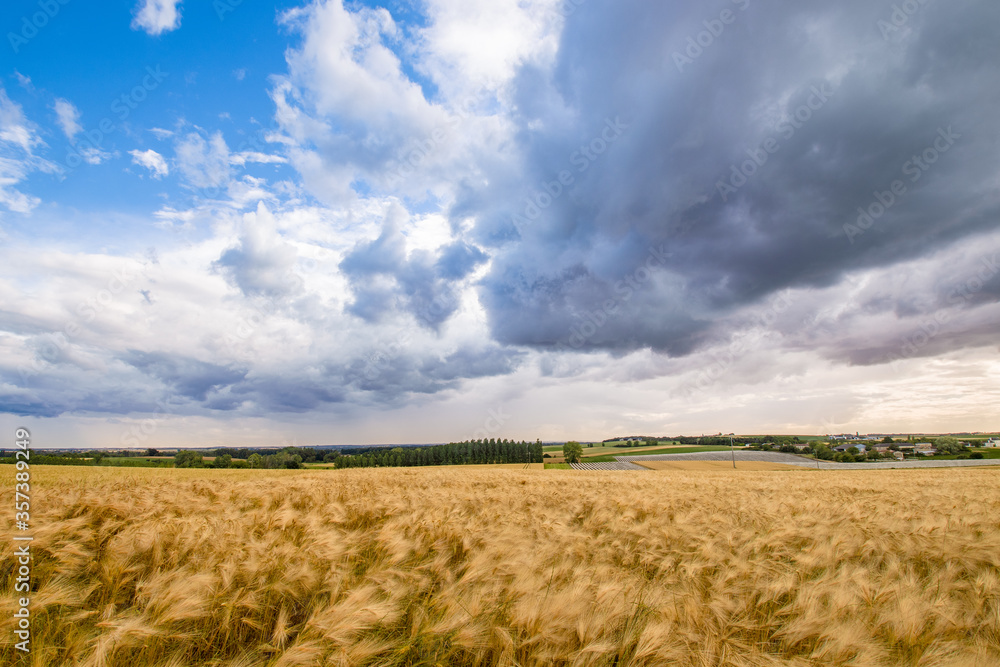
[636,461,805,471]
[3,466,1000,665]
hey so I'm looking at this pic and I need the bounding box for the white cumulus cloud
[129,149,169,178]
[131,0,183,36]
[0,88,58,214]
[174,131,230,189]
[53,98,82,141]
[229,151,286,167]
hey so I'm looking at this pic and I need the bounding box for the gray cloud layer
[2,0,999,426]
[467,0,1000,356]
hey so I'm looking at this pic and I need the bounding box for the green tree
[812,444,835,461]
[882,436,893,443]
[563,441,583,464]
[531,439,544,463]
[174,451,203,468]
[247,453,263,469]
[213,453,232,468]
[933,437,966,455]
[276,452,303,469]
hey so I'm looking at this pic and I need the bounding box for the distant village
[603,433,999,464]
[782,434,999,462]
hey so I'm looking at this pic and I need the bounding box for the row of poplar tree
[332,439,545,468]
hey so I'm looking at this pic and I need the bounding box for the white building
[984,438,1000,448]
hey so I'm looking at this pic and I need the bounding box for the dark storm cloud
[435,241,488,280]
[0,395,62,418]
[0,357,211,418]
[229,375,345,413]
[340,207,488,329]
[464,0,1000,358]
[421,344,521,382]
[123,350,248,401]
[338,343,524,403]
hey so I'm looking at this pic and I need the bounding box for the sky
[1,0,998,449]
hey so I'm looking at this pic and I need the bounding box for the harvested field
[569,461,648,471]
[3,465,1000,665]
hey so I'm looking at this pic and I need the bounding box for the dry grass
[3,466,1000,666]
[636,461,804,471]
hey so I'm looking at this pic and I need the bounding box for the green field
[96,457,173,467]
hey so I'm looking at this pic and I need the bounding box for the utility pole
[729,433,735,469]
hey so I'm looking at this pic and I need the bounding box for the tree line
[174,448,318,469]
[0,442,544,470]
[332,439,544,469]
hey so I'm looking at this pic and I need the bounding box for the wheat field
[3,465,1000,666]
